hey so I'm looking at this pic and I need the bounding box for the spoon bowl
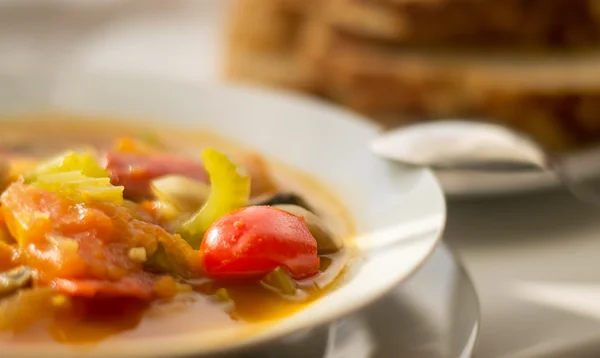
[371,120,600,204]
[370,120,550,172]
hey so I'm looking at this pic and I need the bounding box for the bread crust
[297,25,600,150]
[350,0,600,49]
[223,0,321,91]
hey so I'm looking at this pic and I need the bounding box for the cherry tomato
[200,206,320,280]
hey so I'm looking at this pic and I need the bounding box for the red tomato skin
[200,206,320,280]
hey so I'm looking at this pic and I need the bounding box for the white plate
[239,244,480,358]
[0,72,445,358]
[327,244,480,358]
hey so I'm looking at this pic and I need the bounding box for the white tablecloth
[3,1,600,356]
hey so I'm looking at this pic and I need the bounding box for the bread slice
[297,25,600,150]
[223,0,320,91]
[322,0,600,50]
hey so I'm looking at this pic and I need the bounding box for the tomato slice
[200,206,320,280]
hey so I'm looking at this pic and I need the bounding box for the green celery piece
[35,171,86,183]
[27,152,124,205]
[213,288,232,302]
[35,173,112,190]
[25,151,108,183]
[80,186,125,205]
[179,148,250,249]
[261,267,297,295]
[144,241,192,278]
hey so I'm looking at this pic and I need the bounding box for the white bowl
[0,72,446,358]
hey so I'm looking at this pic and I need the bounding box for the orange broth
[0,114,355,344]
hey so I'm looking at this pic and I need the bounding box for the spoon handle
[551,156,600,206]
[430,159,546,172]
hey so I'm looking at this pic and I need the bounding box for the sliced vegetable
[0,266,32,296]
[36,172,122,204]
[151,175,210,212]
[201,206,320,280]
[24,151,108,183]
[103,151,208,200]
[145,243,172,274]
[261,267,297,296]
[213,288,232,302]
[145,241,196,278]
[33,171,124,205]
[319,256,333,271]
[24,151,124,205]
[273,204,343,254]
[211,288,235,313]
[179,149,251,249]
[80,185,125,204]
[239,152,278,197]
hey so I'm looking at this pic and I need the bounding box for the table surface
[3,1,600,356]
[446,189,600,358]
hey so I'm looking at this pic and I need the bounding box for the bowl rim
[0,71,447,358]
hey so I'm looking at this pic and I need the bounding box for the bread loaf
[224,0,600,151]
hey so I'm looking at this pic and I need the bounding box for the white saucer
[327,244,479,358]
[232,244,480,358]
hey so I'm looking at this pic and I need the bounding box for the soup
[0,116,355,344]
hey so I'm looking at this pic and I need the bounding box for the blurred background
[224,0,600,153]
[4,0,600,357]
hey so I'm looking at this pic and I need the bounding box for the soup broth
[0,115,355,344]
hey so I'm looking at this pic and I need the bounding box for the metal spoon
[370,120,600,203]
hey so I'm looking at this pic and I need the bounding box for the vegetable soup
[0,115,355,344]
